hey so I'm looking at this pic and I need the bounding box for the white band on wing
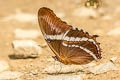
[62,42,98,60]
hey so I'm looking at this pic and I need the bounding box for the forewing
[38,7,71,60]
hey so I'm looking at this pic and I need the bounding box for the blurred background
[0,0,120,80]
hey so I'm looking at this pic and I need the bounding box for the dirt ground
[0,0,120,80]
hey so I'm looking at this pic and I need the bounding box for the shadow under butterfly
[38,7,102,65]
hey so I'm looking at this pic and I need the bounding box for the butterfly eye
[47,39,52,43]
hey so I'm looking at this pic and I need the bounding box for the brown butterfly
[38,7,102,65]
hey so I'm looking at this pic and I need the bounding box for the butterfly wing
[60,28,101,64]
[38,7,102,64]
[38,7,71,61]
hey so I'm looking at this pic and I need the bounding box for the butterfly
[38,7,102,65]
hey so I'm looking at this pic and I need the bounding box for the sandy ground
[0,0,120,80]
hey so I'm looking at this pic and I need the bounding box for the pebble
[42,60,96,74]
[0,71,23,80]
[0,9,37,23]
[42,58,118,75]
[11,40,42,59]
[0,61,9,72]
[87,61,117,74]
[40,74,85,80]
[14,29,41,39]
